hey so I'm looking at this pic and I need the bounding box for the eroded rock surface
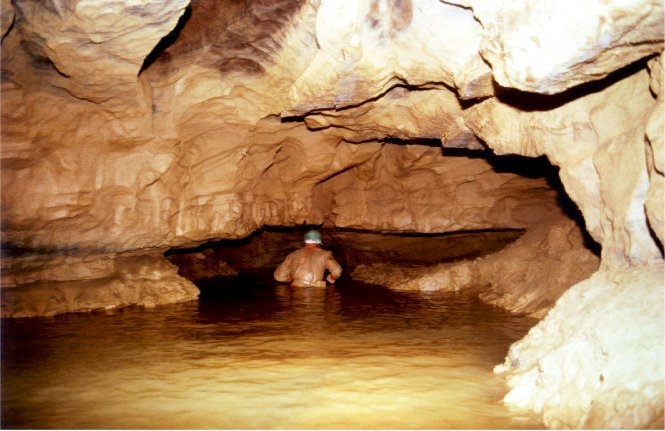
[446,0,664,94]
[1,0,663,428]
[494,264,664,429]
[465,63,662,270]
[1,251,198,318]
[352,197,600,318]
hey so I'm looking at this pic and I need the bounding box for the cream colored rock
[645,54,664,246]
[495,264,664,429]
[285,0,492,116]
[466,0,664,94]
[460,6,663,422]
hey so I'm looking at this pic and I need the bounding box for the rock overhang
[0,1,663,426]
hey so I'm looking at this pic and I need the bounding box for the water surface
[2,275,542,429]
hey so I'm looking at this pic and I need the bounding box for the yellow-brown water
[2,277,543,429]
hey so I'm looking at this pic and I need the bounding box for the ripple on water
[1,280,543,429]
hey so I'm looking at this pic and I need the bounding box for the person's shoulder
[285,247,304,258]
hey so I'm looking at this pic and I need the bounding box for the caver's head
[304,229,322,245]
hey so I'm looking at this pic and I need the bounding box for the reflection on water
[2,275,543,429]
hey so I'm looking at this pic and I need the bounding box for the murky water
[2,275,543,429]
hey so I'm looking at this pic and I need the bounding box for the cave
[1,0,663,429]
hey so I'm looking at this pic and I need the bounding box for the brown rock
[1,251,199,317]
[464,65,662,269]
[9,0,189,103]
[0,0,663,426]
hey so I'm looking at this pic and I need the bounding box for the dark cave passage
[165,227,526,296]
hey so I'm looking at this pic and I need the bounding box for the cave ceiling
[1,4,663,427]
[0,0,662,261]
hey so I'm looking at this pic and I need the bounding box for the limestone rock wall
[465,62,662,270]
[459,1,664,427]
[1,0,663,428]
[494,264,664,429]
[351,197,600,319]
[312,144,557,232]
[0,0,553,258]
[1,251,198,318]
[462,0,664,94]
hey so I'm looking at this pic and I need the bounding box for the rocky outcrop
[351,197,600,318]
[1,251,198,318]
[465,62,662,270]
[494,264,664,429]
[0,0,663,428]
[462,0,664,95]
[461,1,663,427]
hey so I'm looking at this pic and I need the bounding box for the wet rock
[351,197,600,318]
[494,264,664,429]
[1,251,199,318]
[0,0,663,427]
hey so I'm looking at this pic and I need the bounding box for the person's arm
[325,252,342,283]
[274,254,293,282]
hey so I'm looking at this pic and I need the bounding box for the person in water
[274,229,342,287]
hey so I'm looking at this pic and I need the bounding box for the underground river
[2,269,543,429]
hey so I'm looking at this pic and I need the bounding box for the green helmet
[304,229,322,244]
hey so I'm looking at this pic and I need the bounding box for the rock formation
[1,0,662,428]
[2,251,198,317]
